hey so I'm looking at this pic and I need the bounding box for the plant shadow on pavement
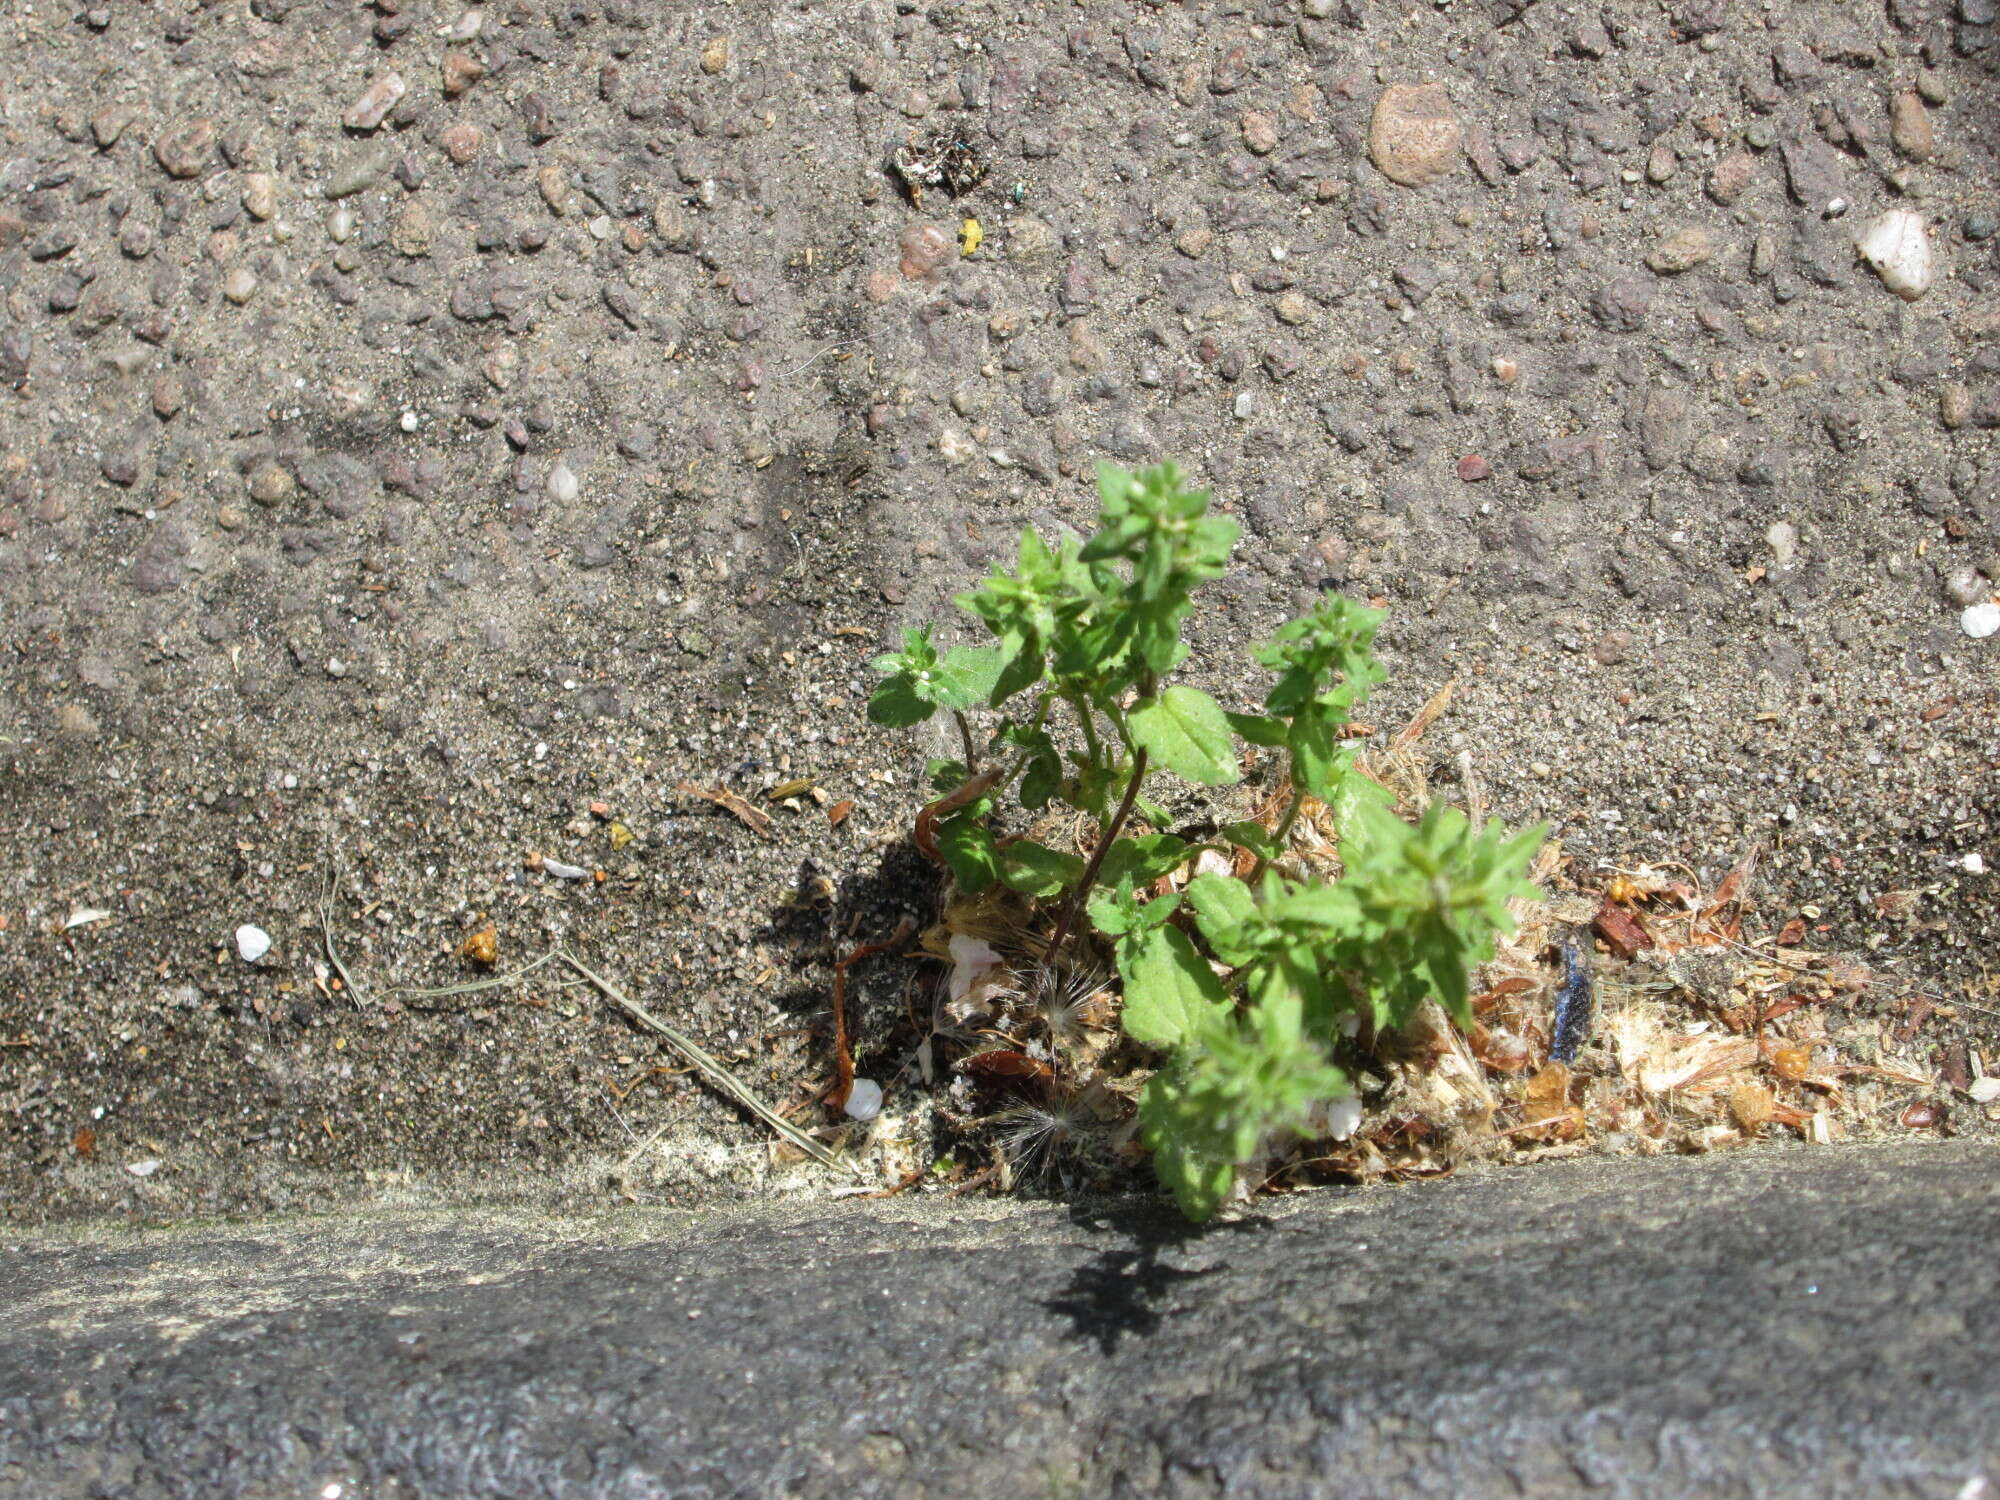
[1042,1203,1273,1354]
[751,841,947,1079]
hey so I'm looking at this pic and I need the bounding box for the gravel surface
[2,0,1997,1223]
[3,1143,1996,1497]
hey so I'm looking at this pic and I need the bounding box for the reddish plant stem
[1042,747,1148,965]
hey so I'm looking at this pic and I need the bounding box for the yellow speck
[959,217,982,256]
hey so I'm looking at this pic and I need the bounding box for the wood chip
[676,781,774,837]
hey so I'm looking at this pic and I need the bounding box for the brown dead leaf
[1392,677,1457,751]
[676,781,774,837]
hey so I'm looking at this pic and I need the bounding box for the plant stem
[1043,746,1148,964]
[1067,691,1102,770]
[1249,772,1307,884]
[953,709,980,773]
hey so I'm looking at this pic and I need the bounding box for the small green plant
[870,461,1544,1219]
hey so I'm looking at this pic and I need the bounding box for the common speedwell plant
[870,462,1544,1219]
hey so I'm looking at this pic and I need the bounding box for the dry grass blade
[320,867,368,1008]
[676,781,774,838]
[394,949,565,1001]
[558,952,861,1177]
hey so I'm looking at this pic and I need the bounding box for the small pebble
[1368,83,1460,187]
[1961,602,2000,639]
[1456,454,1490,482]
[343,73,406,132]
[236,924,272,962]
[1857,210,1935,300]
[547,461,579,502]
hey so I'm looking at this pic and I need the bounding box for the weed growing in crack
[873,461,1545,1220]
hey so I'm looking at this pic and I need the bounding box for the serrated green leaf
[934,814,1001,893]
[1225,711,1288,748]
[998,839,1086,899]
[1222,820,1279,861]
[1139,1068,1237,1222]
[867,676,935,728]
[1087,882,1139,938]
[1098,834,1191,890]
[937,645,1005,709]
[1130,686,1241,787]
[926,758,971,793]
[1120,924,1228,1050]
[1186,872,1258,965]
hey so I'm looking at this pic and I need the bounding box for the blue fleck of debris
[1549,933,1594,1064]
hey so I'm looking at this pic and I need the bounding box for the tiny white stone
[327,205,356,243]
[1962,602,2000,639]
[1964,852,1989,876]
[399,410,420,432]
[547,461,579,503]
[235,924,272,962]
[843,1077,883,1121]
[542,858,588,880]
[126,1159,162,1178]
[1855,209,1935,300]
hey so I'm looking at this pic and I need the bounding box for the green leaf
[1098,834,1191,890]
[998,839,1086,899]
[934,814,1001,893]
[1088,880,1182,941]
[1326,761,1395,848]
[1139,1067,1237,1222]
[937,645,1004,709]
[867,676,935,728]
[997,722,1063,811]
[1186,873,1258,966]
[1222,820,1279,862]
[1225,711,1288,748]
[1130,686,1241,787]
[925,758,970,794]
[1120,924,1228,1049]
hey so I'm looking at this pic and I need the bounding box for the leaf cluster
[869,462,1544,1220]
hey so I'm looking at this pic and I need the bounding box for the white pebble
[399,411,420,432]
[1964,852,1988,876]
[1962,602,2000,639]
[542,858,588,880]
[327,205,356,243]
[546,461,579,503]
[235,924,272,962]
[843,1077,883,1121]
[1855,209,1935,300]
[125,1159,162,1178]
